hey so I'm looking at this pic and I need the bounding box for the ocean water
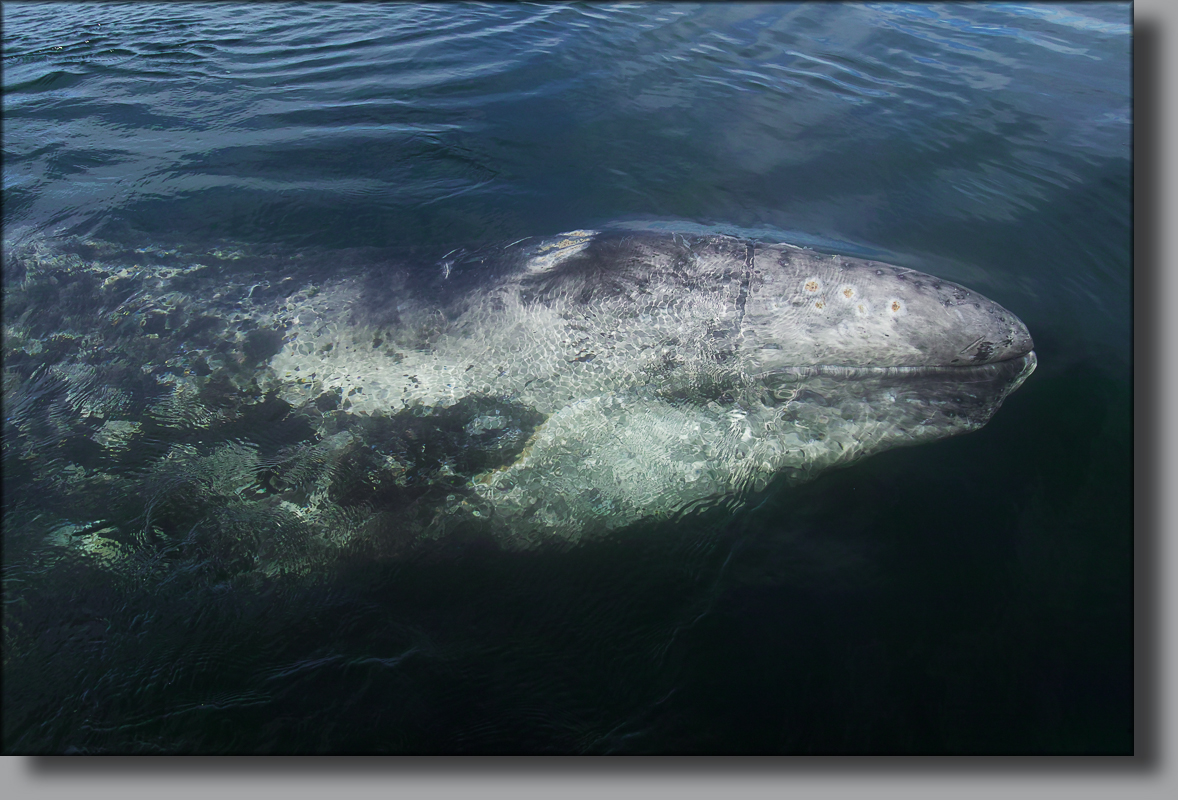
[1,2,1131,754]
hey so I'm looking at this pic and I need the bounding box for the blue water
[2,2,1131,754]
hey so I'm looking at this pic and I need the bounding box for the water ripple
[1,0,1132,755]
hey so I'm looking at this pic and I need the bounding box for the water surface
[2,2,1131,754]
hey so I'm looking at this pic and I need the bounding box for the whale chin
[469,347,1037,544]
[757,350,1038,457]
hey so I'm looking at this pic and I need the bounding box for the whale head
[426,231,1039,542]
[744,242,1034,372]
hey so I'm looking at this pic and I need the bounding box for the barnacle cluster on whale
[3,229,1035,579]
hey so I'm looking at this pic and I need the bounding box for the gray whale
[3,229,1035,562]
[264,229,1035,545]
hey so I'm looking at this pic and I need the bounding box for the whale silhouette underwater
[3,229,1035,570]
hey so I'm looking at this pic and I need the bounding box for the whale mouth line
[757,351,1037,382]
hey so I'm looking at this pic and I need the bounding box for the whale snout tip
[990,308,1035,363]
[943,301,1034,367]
[1010,324,1035,359]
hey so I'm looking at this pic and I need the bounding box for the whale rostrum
[3,229,1035,561]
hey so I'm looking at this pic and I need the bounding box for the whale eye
[803,278,822,293]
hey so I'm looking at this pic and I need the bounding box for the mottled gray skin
[745,241,1034,369]
[2,229,1035,559]
[264,230,1036,545]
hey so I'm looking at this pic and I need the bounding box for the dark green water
[2,2,1131,753]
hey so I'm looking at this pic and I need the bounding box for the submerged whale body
[3,229,1035,563]
[264,229,1036,544]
